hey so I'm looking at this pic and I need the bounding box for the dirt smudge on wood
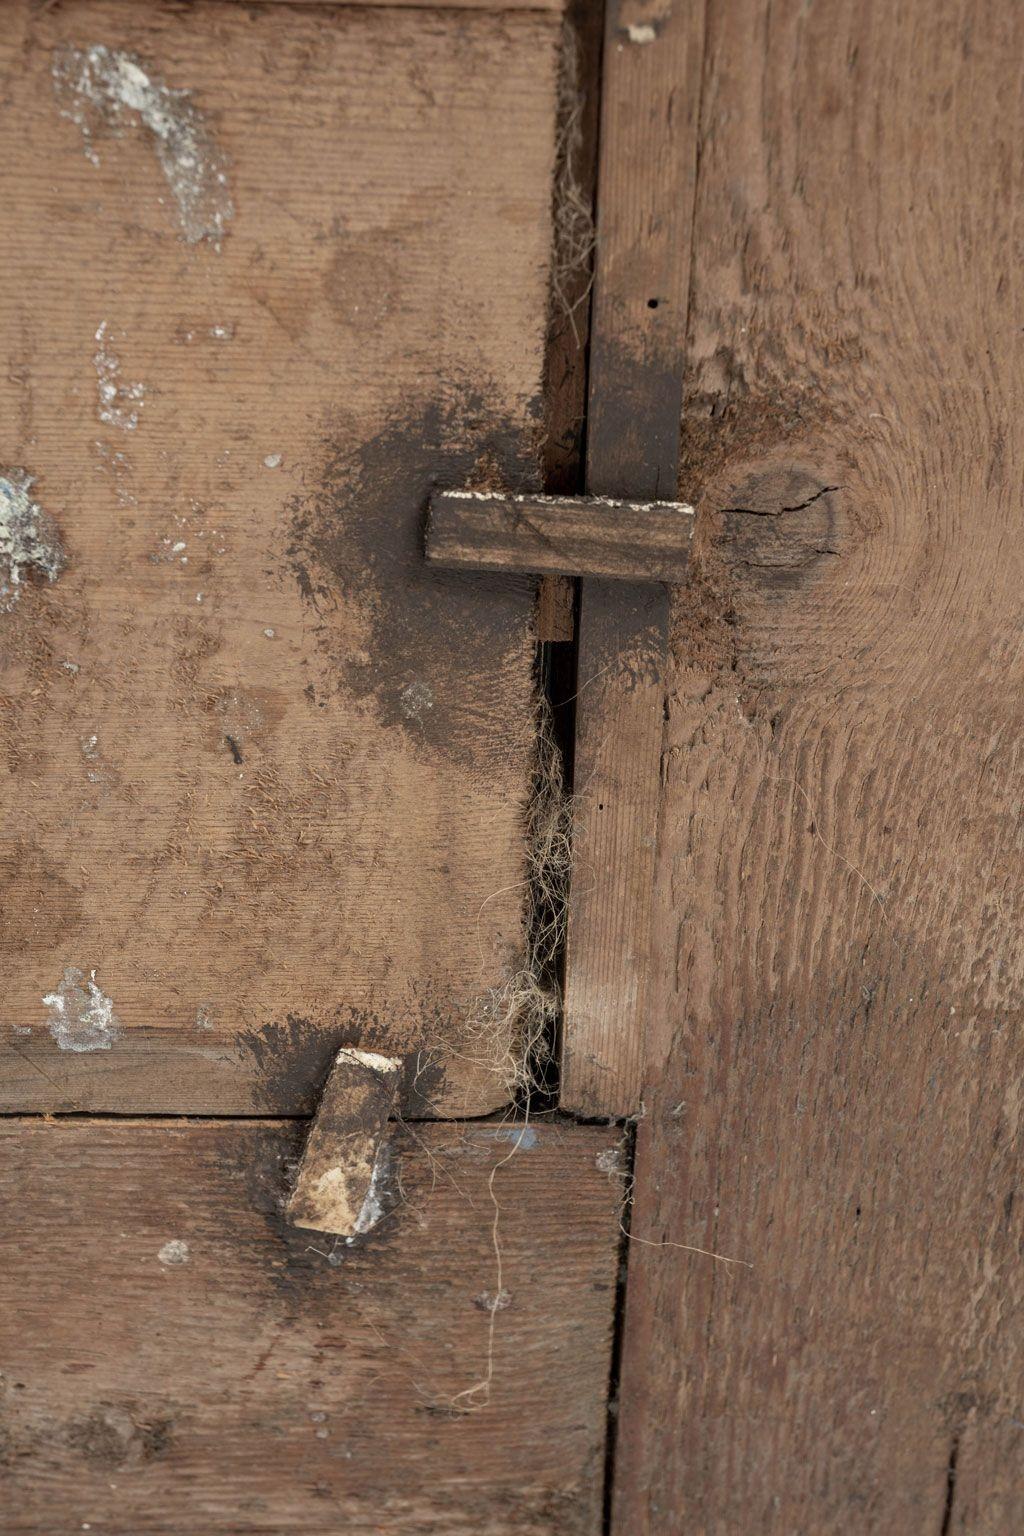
[287,396,540,763]
[235,1007,448,1117]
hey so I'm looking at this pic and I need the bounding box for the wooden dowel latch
[425,490,695,584]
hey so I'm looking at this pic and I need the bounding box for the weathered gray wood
[427,491,694,581]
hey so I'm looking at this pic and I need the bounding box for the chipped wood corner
[286,1047,402,1239]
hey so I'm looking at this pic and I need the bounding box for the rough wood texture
[561,0,705,1115]
[427,492,695,581]
[0,1117,624,1533]
[286,1047,401,1236]
[0,0,562,1117]
[246,0,564,8]
[613,1,1024,1530]
[536,1,604,643]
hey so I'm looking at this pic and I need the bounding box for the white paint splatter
[157,1239,190,1266]
[263,627,276,639]
[43,967,120,1052]
[626,22,657,44]
[94,322,145,432]
[400,680,434,723]
[336,1048,403,1074]
[596,1146,626,1177]
[52,43,234,246]
[263,453,282,470]
[475,1289,512,1313]
[0,471,65,610]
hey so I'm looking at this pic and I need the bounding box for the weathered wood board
[427,491,695,582]
[0,1117,625,1533]
[613,0,1024,1529]
[561,0,705,1116]
[0,0,562,1116]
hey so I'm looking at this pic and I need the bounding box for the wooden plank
[0,1116,624,1532]
[286,1047,401,1236]
[426,491,695,581]
[237,0,565,9]
[560,0,705,1115]
[612,1,1024,1530]
[0,0,562,1117]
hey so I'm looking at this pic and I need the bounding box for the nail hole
[647,298,660,309]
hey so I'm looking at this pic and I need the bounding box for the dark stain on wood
[287,397,540,762]
[0,843,82,955]
[66,1402,175,1469]
[235,1010,449,1118]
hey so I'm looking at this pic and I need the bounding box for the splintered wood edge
[426,491,696,582]
[286,1048,403,1238]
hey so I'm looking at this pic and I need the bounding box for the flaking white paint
[94,322,145,432]
[0,471,65,610]
[43,967,120,1052]
[52,43,234,247]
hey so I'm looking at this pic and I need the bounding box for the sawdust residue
[52,42,233,246]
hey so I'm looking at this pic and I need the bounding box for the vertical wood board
[613,1,1024,1529]
[562,0,705,1115]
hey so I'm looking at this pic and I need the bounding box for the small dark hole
[597,803,604,811]
[647,298,659,309]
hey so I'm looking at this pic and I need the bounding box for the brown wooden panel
[427,492,695,581]
[613,0,1024,1529]
[240,0,565,9]
[0,0,561,1116]
[0,1116,624,1533]
[561,0,705,1115]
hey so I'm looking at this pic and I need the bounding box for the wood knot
[709,466,842,592]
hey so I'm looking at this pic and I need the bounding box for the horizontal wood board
[0,1116,625,1534]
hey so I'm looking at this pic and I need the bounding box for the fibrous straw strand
[466,696,574,1103]
[550,22,596,344]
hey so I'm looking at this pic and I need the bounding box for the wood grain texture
[0,0,562,1117]
[0,1116,624,1534]
[427,492,695,581]
[561,0,705,1114]
[240,0,565,9]
[613,1,1024,1529]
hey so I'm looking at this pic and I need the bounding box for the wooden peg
[426,490,695,583]
[287,1047,402,1238]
